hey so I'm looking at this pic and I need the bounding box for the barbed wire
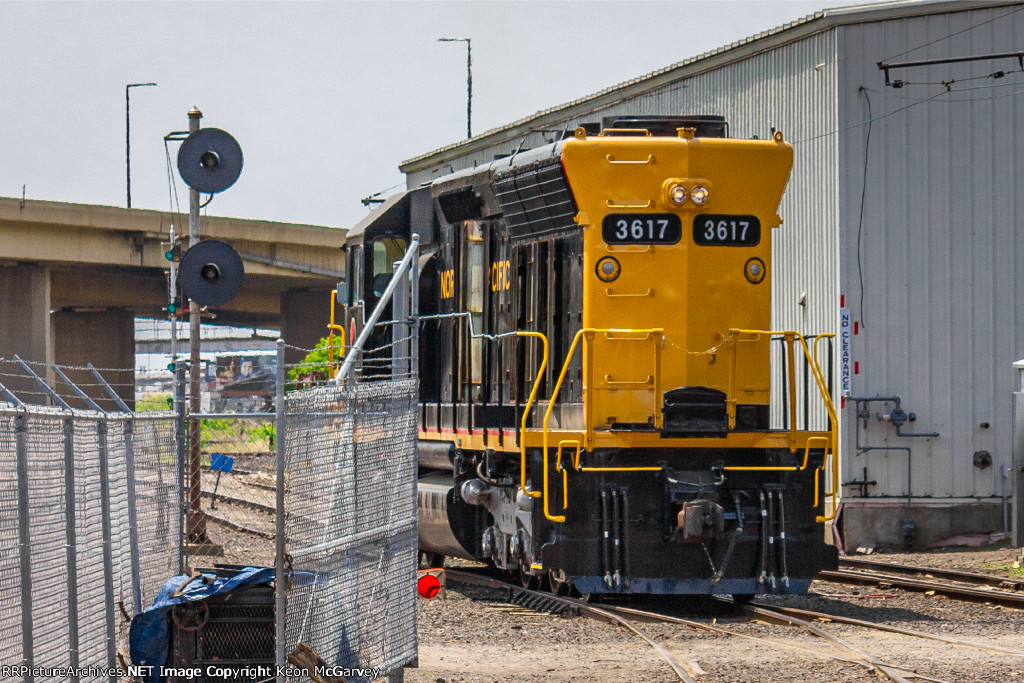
[0,357,136,374]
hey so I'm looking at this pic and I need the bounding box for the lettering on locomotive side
[439,268,456,298]
[490,259,511,292]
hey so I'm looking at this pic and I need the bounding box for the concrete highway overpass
[0,196,346,405]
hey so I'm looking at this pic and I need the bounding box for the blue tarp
[129,567,275,683]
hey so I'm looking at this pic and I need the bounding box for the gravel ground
[409,548,1024,683]
[178,520,1024,682]
[187,516,276,567]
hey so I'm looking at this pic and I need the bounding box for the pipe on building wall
[848,396,939,550]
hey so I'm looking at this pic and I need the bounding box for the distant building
[399,0,1024,549]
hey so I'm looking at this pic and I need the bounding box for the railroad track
[838,557,1024,591]
[444,568,964,683]
[748,602,1024,658]
[820,559,1024,609]
[199,484,277,539]
[446,568,700,682]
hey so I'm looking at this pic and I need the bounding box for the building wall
[837,5,1024,506]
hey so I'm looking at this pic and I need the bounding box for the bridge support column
[281,288,331,366]
[0,263,54,398]
[53,308,135,410]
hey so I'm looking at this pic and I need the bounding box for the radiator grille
[492,157,577,238]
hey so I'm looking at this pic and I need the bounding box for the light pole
[438,37,472,138]
[126,82,157,208]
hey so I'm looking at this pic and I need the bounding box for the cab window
[370,237,408,299]
[348,244,363,305]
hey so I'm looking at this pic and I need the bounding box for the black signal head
[177,128,243,193]
[179,240,244,307]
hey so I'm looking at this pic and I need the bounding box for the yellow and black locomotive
[341,115,839,597]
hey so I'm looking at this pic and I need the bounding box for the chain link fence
[183,411,279,568]
[283,377,419,678]
[0,384,178,681]
[0,239,421,682]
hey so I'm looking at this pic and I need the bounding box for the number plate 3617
[693,214,761,246]
[602,213,682,245]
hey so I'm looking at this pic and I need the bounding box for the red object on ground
[417,574,441,599]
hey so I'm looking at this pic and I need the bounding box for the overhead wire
[855,87,872,332]
[791,87,953,145]
[881,5,1024,62]
[163,139,184,227]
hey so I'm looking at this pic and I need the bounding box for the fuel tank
[417,471,477,560]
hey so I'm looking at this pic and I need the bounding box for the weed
[137,392,173,412]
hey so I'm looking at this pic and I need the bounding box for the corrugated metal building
[400,0,1024,549]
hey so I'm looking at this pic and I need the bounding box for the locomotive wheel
[519,565,541,589]
[548,568,570,596]
[418,551,445,569]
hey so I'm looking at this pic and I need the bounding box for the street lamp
[438,37,472,138]
[126,82,157,208]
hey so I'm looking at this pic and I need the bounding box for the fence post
[410,246,419,380]
[275,338,287,682]
[174,364,187,574]
[15,413,34,683]
[63,417,81,682]
[97,418,118,679]
[392,259,409,378]
[124,419,143,615]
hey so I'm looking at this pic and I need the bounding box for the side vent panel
[492,157,578,239]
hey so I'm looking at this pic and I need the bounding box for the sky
[0,1,855,230]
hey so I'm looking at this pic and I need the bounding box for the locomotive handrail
[539,327,664,523]
[604,288,654,298]
[605,154,656,165]
[567,440,661,474]
[604,374,654,386]
[605,199,655,209]
[598,128,653,137]
[555,439,579,508]
[723,328,840,523]
[518,331,548,500]
[811,334,835,497]
[811,334,840,522]
[327,289,346,366]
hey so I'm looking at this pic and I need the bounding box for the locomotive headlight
[668,184,688,205]
[690,185,710,205]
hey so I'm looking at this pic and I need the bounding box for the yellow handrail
[724,328,840,522]
[524,324,840,525]
[555,440,579,508]
[811,333,841,521]
[517,331,548,500]
[540,327,665,522]
[540,329,585,522]
[327,290,346,365]
[723,433,828,473]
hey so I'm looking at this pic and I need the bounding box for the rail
[521,326,838,524]
[538,328,664,522]
[327,289,347,366]
[517,331,548,501]
[723,329,839,522]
